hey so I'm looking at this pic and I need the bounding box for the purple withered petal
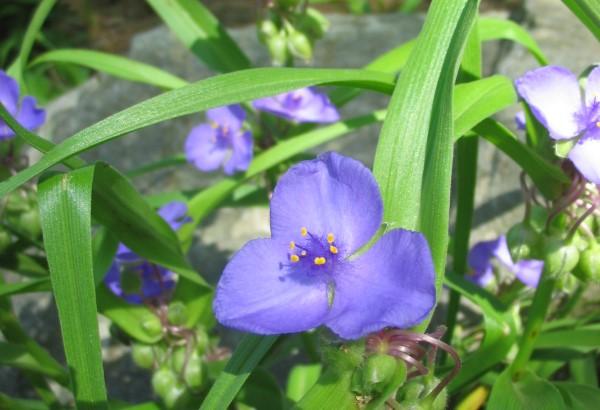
[206,105,245,133]
[214,238,331,334]
[513,259,543,288]
[515,111,526,131]
[0,70,19,115]
[515,66,583,140]
[324,229,436,340]
[0,70,45,141]
[269,152,383,255]
[157,201,191,231]
[185,123,228,172]
[585,66,600,106]
[17,96,45,132]
[223,130,253,176]
[253,87,340,123]
[568,136,600,184]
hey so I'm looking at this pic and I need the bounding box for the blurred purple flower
[214,152,436,340]
[515,66,600,183]
[104,201,191,304]
[0,70,45,141]
[185,105,253,175]
[515,111,526,131]
[253,87,340,123]
[468,235,543,288]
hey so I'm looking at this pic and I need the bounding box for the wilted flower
[0,70,45,141]
[185,105,253,175]
[104,201,191,304]
[468,235,543,288]
[214,152,435,340]
[516,65,600,183]
[253,87,339,123]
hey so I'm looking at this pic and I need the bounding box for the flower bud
[171,347,186,374]
[257,19,278,43]
[543,236,580,275]
[548,213,569,235]
[195,328,210,356]
[360,354,398,393]
[18,209,41,239]
[266,32,289,66]
[152,367,177,398]
[0,229,12,254]
[141,312,163,339]
[184,355,204,389]
[163,381,189,409]
[132,343,155,369]
[287,30,313,62]
[572,243,600,282]
[167,301,188,326]
[506,222,541,261]
[297,8,330,39]
[5,191,30,212]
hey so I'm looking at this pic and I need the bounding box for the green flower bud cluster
[257,6,329,65]
[0,188,41,254]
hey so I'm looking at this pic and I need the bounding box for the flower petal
[206,105,244,132]
[467,237,503,287]
[157,201,191,231]
[515,111,526,131]
[513,259,543,288]
[568,136,600,184]
[253,88,339,123]
[325,229,436,340]
[223,131,253,175]
[269,152,383,254]
[0,70,19,115]
[17,95,45,132]
[185,123,227,172]
[214,239,330,334]
[515,66,583,140]
[585,66,600,106]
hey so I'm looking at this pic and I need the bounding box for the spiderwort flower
[515,111,526,131]
[185,105,253,175]
[104,201,191,304]
[468,235,543,288]
[515,66,600,184]
[214,152,436,340]
[0,70,45,141]
[252,87,340,123]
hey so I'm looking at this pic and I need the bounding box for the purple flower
[185,105,253,175]
[213,152,436,340]
[515,111,526,131]
[0,70,45,141]
[468,235,543,288]
[252,87,340,123]
[515,66,600,183]
[104,201,191,304]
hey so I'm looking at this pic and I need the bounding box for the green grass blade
[38,166,108,410]
[200,335,277,410]
[0,278,51,298]
[562,0,600,41]
[0,67,395,197]
[0,341,64,379]
[6,0,57,87]
[146,0,251,72]
[30,49,189,90]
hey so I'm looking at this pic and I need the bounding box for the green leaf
[30,49,189,90]
[146,0,251,72]
[536,327,600,348]
[0,68,395,196]
[295,367,356,410]
[478,17,549,65]
[562,0,600,41]
[200,335,277,410]
[38,166,108,409]
[6,0,57,87]
[569,355,598,386]
[92,227,119,286]
[473,119,570,199]
[238,368,285,410]
[554,382,600,410]
[0,278,51,298]
[488,369,566,410]
[286,364,322,403]
[172,277,214,328]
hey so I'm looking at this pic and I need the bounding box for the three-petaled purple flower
[185,105,253,175]
[0,70,45,141]
[516,66,600,184]
[468,235,543,288]
[214,152,436,340]
[253,87,340,123]
[104,201,191,304]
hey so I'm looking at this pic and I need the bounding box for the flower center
[287,227,342,274]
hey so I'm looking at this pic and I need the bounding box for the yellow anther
[314,257,326,265]
[289,241,296,250]
[329,245,338,254]
[301,250,307,256]
[327,233,335,244]
[290,254,300,263]
[210,121,219,129]
[596,121,600,128]
[300,227,308,236]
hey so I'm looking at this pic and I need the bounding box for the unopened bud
[0,229,12,254]
[132,343,155,369]
[152,367,177,398]
[163,381,188,409]
[184,355,204,389]
[297,8,330,39]
[141,312,163,339]
[361,354,399,393]
[287,30,313,62]
[573,243,600,282]
[18,209,41,238]
[266,32,289,66]
[543,236,580,275]
[195,329,210,355]
[257,19,278,43]
[171,348,186,374]
[167,301,188,326]
[507,222,541,261]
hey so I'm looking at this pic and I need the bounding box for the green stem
[509,269,556,378]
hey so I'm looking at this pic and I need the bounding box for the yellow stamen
[301,250,307,256]
[290,254,300,263]
[327,233,335,244]
[329,245,338,254]
[300,227,308,236]
[210,121,219,129]
[289,241,295,250]
[314,257,326,265]
[596,121,600,128]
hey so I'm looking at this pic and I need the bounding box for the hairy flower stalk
[365,326,461,399]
